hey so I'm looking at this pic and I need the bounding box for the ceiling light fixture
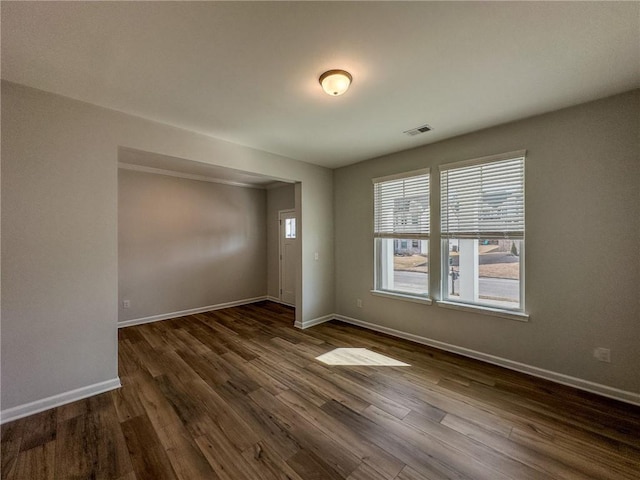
[319,69,352,96]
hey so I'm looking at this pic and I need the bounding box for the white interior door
[279,210,297,306]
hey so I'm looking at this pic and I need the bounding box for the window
[285,218,296,239]
[440,151,525,312]
[373,169,430,298]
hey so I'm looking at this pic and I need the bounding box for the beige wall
[1,81,334,412]
[334,90,640,394]
[118,169,267,322]
[266,184,296,300]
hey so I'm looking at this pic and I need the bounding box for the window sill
[436,301,529,322]
[370,290,433,305]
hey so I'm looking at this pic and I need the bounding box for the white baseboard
[334,314,640,407]
[295,314,333,330]
[267,295,294,307]
[0,377,121,425]
[118,296,268,328]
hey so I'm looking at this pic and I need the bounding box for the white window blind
[440,153,525,238]
[373,169,430,238]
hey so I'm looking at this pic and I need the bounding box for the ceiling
[2,2,639,169]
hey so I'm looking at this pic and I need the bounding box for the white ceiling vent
[404,124,433,136]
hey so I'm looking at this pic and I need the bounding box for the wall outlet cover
[593,347,611,363]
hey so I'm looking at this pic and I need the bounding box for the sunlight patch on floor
[315,348,410,366]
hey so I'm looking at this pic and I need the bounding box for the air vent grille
[404,124,433,136]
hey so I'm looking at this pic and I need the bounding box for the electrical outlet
[122,299,130,309]
[593,347,611,363]
[356,298,362,308]
[314,252,319,261]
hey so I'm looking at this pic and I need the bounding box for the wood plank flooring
[2,301,639,479]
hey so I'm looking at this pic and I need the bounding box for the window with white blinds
[439,151,526,313]
[440,152,525,238]
[373,169,430,238]
[373,169,431,298]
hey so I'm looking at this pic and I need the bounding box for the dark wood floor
[2,301,639,480]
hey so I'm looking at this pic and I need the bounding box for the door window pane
[285,218,296,239]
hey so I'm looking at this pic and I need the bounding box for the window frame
[438,150,527,317]
[372,168,431,301]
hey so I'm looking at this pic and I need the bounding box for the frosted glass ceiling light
[319,69,352,96]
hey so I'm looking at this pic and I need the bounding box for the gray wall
[1,81,334,412]
[334,90,640,394]
[266,184,296,300]
[118,169,267,322]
